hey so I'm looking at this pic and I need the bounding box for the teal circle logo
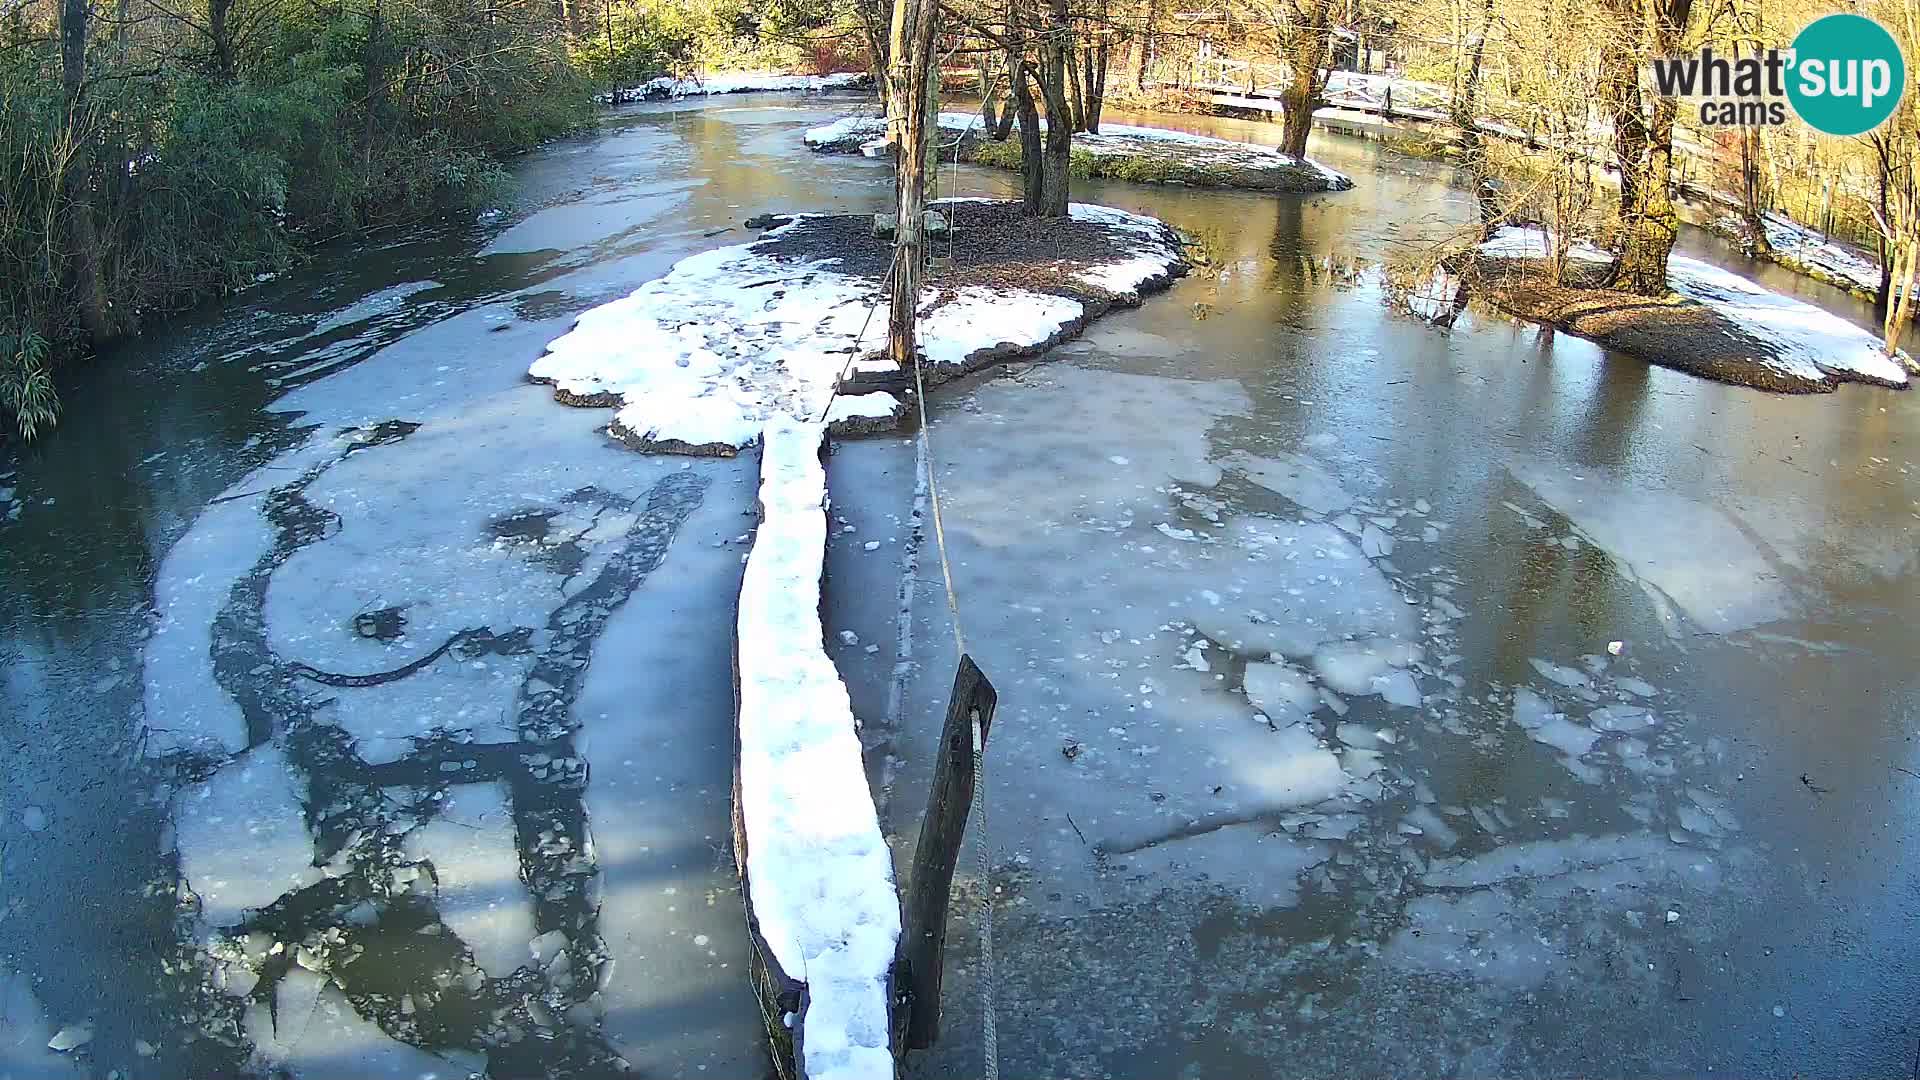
[1787,14,1906,136]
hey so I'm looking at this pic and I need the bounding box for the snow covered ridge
[803,111,985,155]
[1710,211,1916,302]
[804,112,1353,192]
[529,200,1190,454]
[735,420,900,1080]
[1469,226,1910,393]
[598,71,869,105]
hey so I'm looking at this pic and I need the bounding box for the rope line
[909,312,995,1080]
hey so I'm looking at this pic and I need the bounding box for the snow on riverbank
[530,202,1188,454]
[1477,226,1910,390]
[601,71,868,104]
[803,112,1353,190]
[1714,211,1914,300]
[803,111,984,155]
[736,420,898,1080]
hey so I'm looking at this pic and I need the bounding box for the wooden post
[899,654,997,1049]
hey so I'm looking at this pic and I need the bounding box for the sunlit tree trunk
[1453,0,1497,235]
[1602,0,1693,297]
[1278,0,1335,159]
[886,0,941,364]
[1034,0,1073,215]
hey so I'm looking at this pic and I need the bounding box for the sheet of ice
[735,420,897,1080]
[1313,639,1422,707]
[889,365,1430,915]
[0,965,82,1078]
[175,743,322,928]
[1106,824,1328,905]
[144,494,274,756]
[246,968,478,1079]
[401,782,533,979]
[1387,833,1719,988]
[1511,687,1601,782]
[1243,660,1319,721]
[1509,460,1792,634]
[1226,450,1354,516]
[573,458,769,1074]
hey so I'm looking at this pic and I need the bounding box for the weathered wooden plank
[898,654,998,1049]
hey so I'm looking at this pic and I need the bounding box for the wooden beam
[898,654,997,1049]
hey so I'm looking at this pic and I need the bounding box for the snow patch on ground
[531,204,1184,453]
[735,420,897,1080]
[1667,258,1909,387]
[1720,211,1915,299]
[1478,226,1908,388]
[803,112,983,152]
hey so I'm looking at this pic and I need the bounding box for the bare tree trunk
[1278,0,1335,159]
[1454,0,1497,235]
[1603,0,1692,297]
[1128,0,1155,91]
[856,0,891,99]
[1064,36,1087,131]
[995,47,1022,140]
[208,0,235,81]
[1035,0,1073,215]
[362,0,387,172]
[1084,33,1108,132]
[61,0,110,345]
[1014,61,1044,211]
[886,0,941,365]
[1739,124,1771,254]
[1874,138,1896,323]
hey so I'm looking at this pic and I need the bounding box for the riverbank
[1707,211,1913,304]
[1445,227,1911,393]
[597,71,870,105]
[804,112,1352,194]
[528,198,1190,453]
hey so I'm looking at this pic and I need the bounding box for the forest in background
[4,0,1915,441]
[0,0,850,440]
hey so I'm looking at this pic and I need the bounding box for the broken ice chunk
[1527,658,1591,689]
[1311,639,1422,707]
[1243,661,1318,721]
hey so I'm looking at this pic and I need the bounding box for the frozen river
[1,93,1916,1078]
